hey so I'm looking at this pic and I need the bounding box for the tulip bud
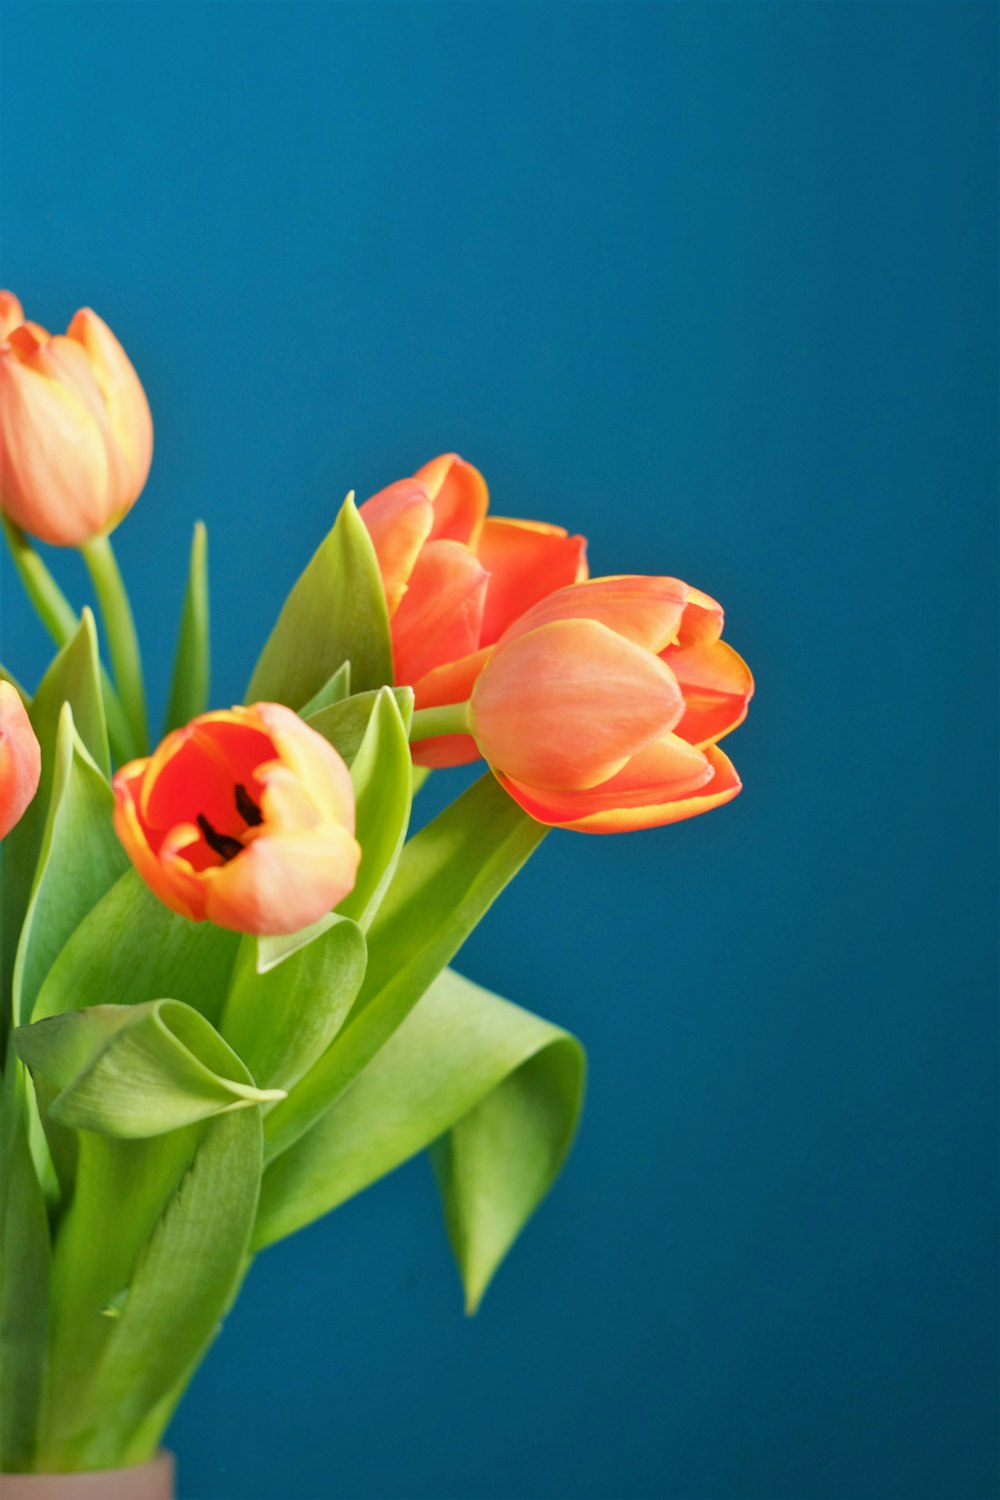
[0,297,153,547]
[0,681,42,840]
[463,576,753,832]
[113,704,361,935]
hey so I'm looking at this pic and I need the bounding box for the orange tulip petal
[413,453,489,546]
[411,647,493,768]
[358,479,434,616]
[201,825,361,935]
[678,586,724,648]
[390,539,488,687]
[497,575,691,655]
[470,618,685,790]
[140,715,276,833]
[256,701,356,831]
[112,766,203,920]
[475,516,589,646]
[0,292,24,341]
[66,308,153,500]
[497,742,741,833]
[0,353,111,546]
[667,640,755,748]
[0,682,41,840]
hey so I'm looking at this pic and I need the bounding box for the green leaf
[221,917,367,1093]
[263,774,547,1161]
[2,613,112,1008]
[298,660,351,718]
[31,869,241,1028]
[246,494,392,706]
[306,685,413,766]
[12,705,127,1029]
[15,1000,284,1137]
[337,687,412,927]
[37,1106,261,1468]
[255,967,585,1313]
[0,1062,51,1470]
[163,521,209,733]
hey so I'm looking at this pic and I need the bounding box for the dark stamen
[197,814,244,863]
[235,783,264,827]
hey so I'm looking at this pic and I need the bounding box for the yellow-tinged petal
[497,742,742,833]
[668,639,755,748]
[67,308,153,498]
[0,350,111,545]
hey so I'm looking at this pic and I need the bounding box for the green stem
[409,701,472,742]
[3,520,134,764]
[3,517,77,646]
[82,534,149,757]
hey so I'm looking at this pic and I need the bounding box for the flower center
[197,783,264,864]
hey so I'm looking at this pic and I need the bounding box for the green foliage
[15,1001,285,1137]
[11,706,127,1030]
[163,521,210,733]
[31,871,241,1028]
[306,684,413,765]
[338,688,413,927]
[221,919,366,1093]
[256,967,585,1311]
[246,494,393,707]
[263,774,548,1161]
[0,1064,51,1471]
[298,660,351,717]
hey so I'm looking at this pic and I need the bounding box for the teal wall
[2,4,996,1497]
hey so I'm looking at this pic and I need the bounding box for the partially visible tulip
[0,681,41,840]
[0,295,153,547]
[458,576,753,832]
[359,455,587,767]
[113,704,360,935]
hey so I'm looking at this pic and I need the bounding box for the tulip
[412,576,753,832]
[359,455,587,766]
[0,295,153,547]
[0,681,41,840]
[113,704,361,935]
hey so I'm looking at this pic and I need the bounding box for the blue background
[1,4,997,1498]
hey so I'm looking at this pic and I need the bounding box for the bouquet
[0,294,753,1491]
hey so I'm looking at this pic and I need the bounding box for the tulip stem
[409,702,472,742]
[82,533,149,757]
[3,520,134,764]
[3,517,78,646]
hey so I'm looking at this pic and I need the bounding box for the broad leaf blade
[263,775,547,1161]
[337,688,412,927]
[12,706,127,1029]
[2,614,111,1002]
[221,918,367,1094]
[163,521,210,733]
[306,685,413,767]
[15,1001,284,1137]
[0,1063,51,1470]
[246,494,392,706]
[31,870,241,1028]
[254,967,585,1315]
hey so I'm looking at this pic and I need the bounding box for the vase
[0,1453,174,1500]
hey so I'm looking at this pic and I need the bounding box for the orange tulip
[359,454,587,767]
[459,576,753,832]
[0,294,153,547]
[0,681,41,840]
[112,704,360,935]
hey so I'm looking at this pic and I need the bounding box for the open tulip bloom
[0,294,753,1482]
